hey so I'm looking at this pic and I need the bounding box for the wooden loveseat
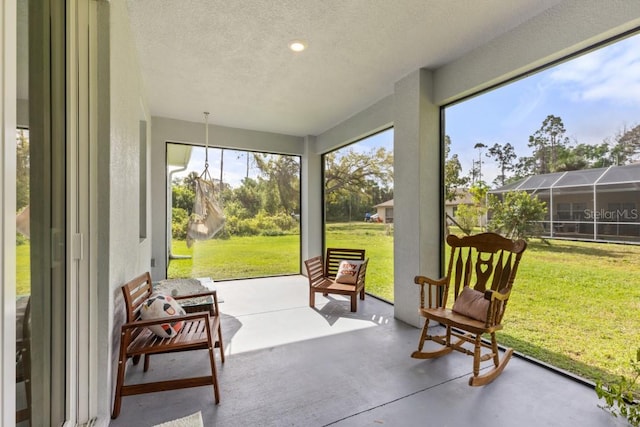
[111,272,225,419]
[304,248,368,312]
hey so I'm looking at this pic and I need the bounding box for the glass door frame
[1,1,19,425]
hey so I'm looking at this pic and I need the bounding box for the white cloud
[503,78,552,128]
[549,34,640,106]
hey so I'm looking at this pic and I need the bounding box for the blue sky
[446,32,640,186]
[171,147,276,188]
[343,128,394,154]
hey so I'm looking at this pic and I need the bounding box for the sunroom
[4,1,640,426]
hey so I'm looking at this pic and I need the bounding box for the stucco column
[301,135,323,268]
[393,69,441,327]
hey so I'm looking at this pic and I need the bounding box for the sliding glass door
[15,0,67,424]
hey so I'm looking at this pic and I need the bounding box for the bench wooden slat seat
[111,272,224,419]
[304,248,368,312]
[124,314,217,356]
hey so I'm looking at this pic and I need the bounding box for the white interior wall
[95,0,152,421]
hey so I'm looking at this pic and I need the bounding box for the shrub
[171,207,189,240]
[223,200,251,220]
[270,212,297,231]
[596,349,640,426]
[224,211,298,237]
[487,191,546,240]
[16,232,29,246]
[454,204,479,234]
[190,210,299,238]
[260,228,285,236]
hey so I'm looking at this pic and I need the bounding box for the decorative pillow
[335,260,364,284]
[451,287,490,322]
[140,293,186,338]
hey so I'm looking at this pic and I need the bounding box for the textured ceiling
[126,0,563,136]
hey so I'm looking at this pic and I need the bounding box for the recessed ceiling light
[288,40,307,52]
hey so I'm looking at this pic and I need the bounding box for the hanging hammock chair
[186,112,226,248]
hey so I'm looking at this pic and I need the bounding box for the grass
[16,243,30,296]
[169,234,301,279]
[168,222,395,300]
[15,223,640,386]
[499,238,640,383]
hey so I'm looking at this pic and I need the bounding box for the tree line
[324,147,393,222]
[446,114,640,200]
[172,153,301,239]
[171,146,394,240]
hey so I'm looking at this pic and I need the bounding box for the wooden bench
[111,272,225,419]
[304,248,368,312]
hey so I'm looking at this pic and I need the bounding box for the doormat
[153,411,203,427]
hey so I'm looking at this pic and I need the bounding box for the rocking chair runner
[411,232,527,386]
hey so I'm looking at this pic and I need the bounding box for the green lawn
[168,222,395,300]
[169,234,301,279]
[15,223,640,386]
[499,238,640,383]
[16,243,30,296]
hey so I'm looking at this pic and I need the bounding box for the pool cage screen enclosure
[489,163,640,244]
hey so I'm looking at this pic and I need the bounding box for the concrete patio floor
[109,275,625,427]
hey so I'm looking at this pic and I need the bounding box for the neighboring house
[445,189,488,230]
[373,199,394,223]
[489,163,640,244]
[444,190,474,220]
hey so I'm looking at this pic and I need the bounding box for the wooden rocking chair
[411,232,527,386]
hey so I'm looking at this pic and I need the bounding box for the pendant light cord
[204,111,210,170]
